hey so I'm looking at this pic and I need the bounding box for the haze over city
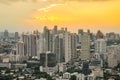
[1,0,120,80]
[0,0,120,33]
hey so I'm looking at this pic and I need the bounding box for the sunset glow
[0,0,120,33]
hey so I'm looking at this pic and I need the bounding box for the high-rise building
[37,33,46,58]
[15,32,19,41]
[16,41,24,56]
[40,53,46,67]
[22,33,37,57]
[22,33,29,56]
[15,41,25,62]
[40,52,56,67]
[82,61,91,75]
[94,30,107,66]
[96,30,104,39]
[64,32,72,63]
[107,45,120,67]
[81,32,91,60]
[43,26,53,52]
[53,33,65,63]
[78,29,83,43]
[78,29,83,35]
[30,34,37,56]
[4,30,9,41]
[106,32,120,41]
[71,33,78,60]
[87,29,90,34]
[95,39,106,54]
[53,25,58,35]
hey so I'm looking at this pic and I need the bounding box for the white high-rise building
[37,33,46,58]
[64,32,72,63]
[9,41,26,62]
[22,33,37,57]
[53,33,65,63]
[107,45,120,67]
[71,33,78,60]
[81,32,91,60]
[78,29,83,43]
[15,41,25,62]
[22,33,29,56]
[16,41,24,56]
[95,30,106,54]
[95,39,106,54]
[30,34,37,56]
[95,30,107,62]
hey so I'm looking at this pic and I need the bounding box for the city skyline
[0,0,120,33]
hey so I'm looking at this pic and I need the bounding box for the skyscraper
[81,32,91,60]
[22,33,29,56]
[71,33,78,60]
[15,32,19,41]
[16,41,24,56]
[43,26,52,52]
[40,52,56,67]
[16,41,26,62]
[53,33,65,63]
[30,34,37,56]
[107,45,118,68]
[4,30,9,41]
[95,30,106,54]
[22,33,37,57]
[64,32,72,63]
[95,39,106,54]
[37,33,46,58]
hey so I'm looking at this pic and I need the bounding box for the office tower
[78,29,83,43]
[9,41,25,62]
[81,32,91,60]
[53,33,64,63]
[82,61,91,75]
[87,29,90,34]
[16,41,26,62]
[71,33,78,60]
[15,32,19,41]
[43,26,53,52]
[37,33,45,58]
[49,30,53,52]
[22,33,29,56]
[30,34,37,56]
[64,32,72,63]
[40,53,46,67]
[106,32,120,41]
[107,45,120,67]
[53,25,58,35]
[95,30,106,54]
[95,39,106,54]
[65,27,67,32]
[96,30,104,39]
[78,29,83,35]
[47,53,56,67]
[33,30,41,39]
[22,33,37,57]
[4,29,9,41]
[16,41,24,56]
[40,52,56,67]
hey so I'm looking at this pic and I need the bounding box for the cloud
[0,0,39,5]
[0,0,115,5]
[37,4,63,12]
[0,0,26,5]
[47,0,115,2]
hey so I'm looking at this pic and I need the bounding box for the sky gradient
[0,0,120,33]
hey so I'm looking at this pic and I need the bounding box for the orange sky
[0,0,120,33]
